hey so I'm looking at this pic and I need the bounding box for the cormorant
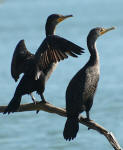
[63,27,115,141]
[4,14,84,114]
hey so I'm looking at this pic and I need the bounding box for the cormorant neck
[87,37,99,64]
[45,23,56,36]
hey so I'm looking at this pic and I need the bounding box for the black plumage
[63,27,115,141]
[4,14,84,114]
[4,73,46,114]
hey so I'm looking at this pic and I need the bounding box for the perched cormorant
[63,27,115,141]
[4,14,84,114]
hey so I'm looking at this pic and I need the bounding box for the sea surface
[0,0,123,150]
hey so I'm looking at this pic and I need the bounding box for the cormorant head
[87,27,115,52]
[47,14,73,26]
[87,27,115,42]
[45,14,73,36]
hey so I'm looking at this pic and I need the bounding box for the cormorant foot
[84,117,93,130]
[36,100,49,114]
[84,117,92,122]
[40,99,49,104]
[42,99,47,103]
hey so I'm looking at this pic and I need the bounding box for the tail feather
[3,96,21,114]
[63,117,79,141]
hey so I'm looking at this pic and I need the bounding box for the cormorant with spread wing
[4,14,84,114]
[63,27,115,141]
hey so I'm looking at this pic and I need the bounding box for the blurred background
[0,0,123,149]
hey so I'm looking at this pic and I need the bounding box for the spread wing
[11,40,34,81]
[35,35,84,69]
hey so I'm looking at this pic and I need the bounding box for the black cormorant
[11,14,76,104]
[4,14,84,114]
[63,27,115,141]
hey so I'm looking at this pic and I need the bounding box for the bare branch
[0,101,122,150]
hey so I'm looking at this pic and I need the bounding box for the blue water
[0,0,123,149]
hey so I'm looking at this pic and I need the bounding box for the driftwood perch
[0,101,122,150]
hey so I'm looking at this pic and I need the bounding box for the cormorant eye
[98,28,106,35]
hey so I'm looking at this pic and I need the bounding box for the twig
[0,101,122,150]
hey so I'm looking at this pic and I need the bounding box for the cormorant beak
[57,15,73,23]
[100,27,115,35]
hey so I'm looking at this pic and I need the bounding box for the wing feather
[11,40,34,81]
[54,50,62,61]
[35,35,84,69]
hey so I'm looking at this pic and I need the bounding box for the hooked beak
[57,15,73,23]
[100,27,115,35]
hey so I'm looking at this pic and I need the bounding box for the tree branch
[0,101,122,150]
